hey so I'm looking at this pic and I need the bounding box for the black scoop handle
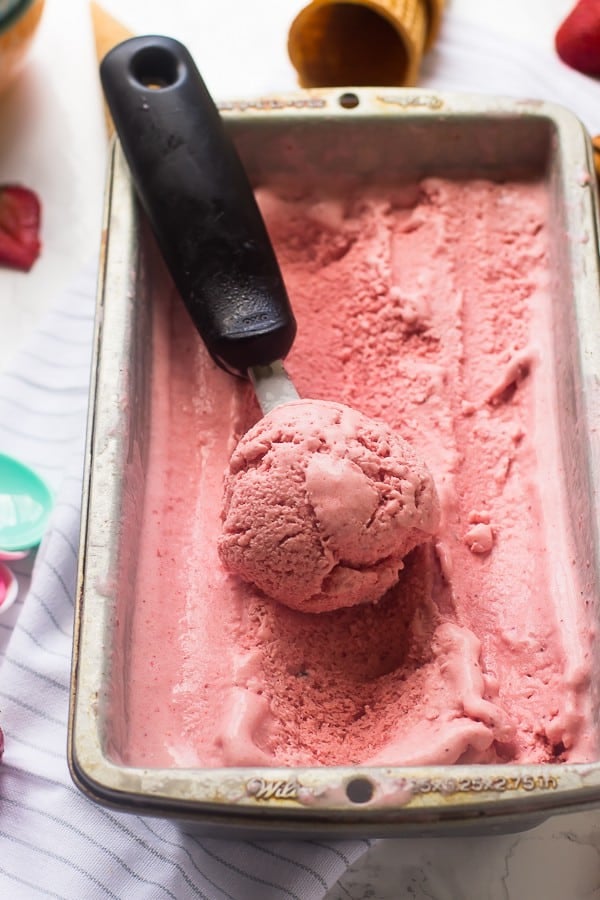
[100,36,296,375]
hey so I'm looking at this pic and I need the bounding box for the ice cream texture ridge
[125,176,594,769]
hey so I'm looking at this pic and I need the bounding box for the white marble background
[326,814,600,898]
[1,0,599,897]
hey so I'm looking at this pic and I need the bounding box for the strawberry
[0,185,42,272]
[555,0,600,75]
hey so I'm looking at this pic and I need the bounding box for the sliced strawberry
[555,0,600,76]
[0,185,42,272]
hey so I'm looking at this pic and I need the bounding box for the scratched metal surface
[68,88,600,837]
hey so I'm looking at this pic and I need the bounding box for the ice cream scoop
[100,36,440,610]
[0,561,18,615]
[219,399,440,612]
[0,549,28,561]
[100,36,296,394]
[0,452,52,553]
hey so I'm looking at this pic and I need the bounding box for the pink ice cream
[218,399,440,612]
[122,176,594,770]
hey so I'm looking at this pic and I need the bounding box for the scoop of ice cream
[218,399,440,612]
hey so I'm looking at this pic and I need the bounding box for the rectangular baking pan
[68,88,600,838]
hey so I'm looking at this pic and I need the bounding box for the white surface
[1,1,600,898]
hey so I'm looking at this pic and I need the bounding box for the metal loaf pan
[68,88,600,838]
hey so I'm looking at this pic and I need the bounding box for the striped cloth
[0,265,372,898]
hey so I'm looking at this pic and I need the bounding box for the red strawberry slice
[0,185,42,272]
[555,0,600,76]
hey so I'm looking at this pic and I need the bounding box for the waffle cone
[288,0,444,87]
[90,2,134,136]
